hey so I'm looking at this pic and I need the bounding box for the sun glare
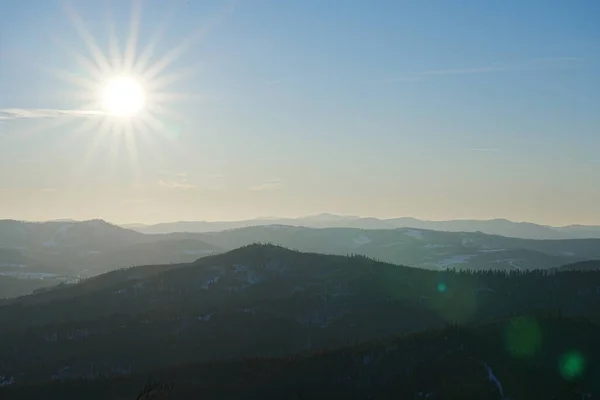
[32,1,230,186]
[101,76,146,117]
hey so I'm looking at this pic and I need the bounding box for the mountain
[0,219,146,250]
[191,225,600,272]
[1,245,599,385]
[0,220,222,298]
[125,215,600,239]
[3,316,599,399]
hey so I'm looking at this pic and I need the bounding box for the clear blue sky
[1,0,599,225]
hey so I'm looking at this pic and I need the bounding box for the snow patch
[197,313,213,322]
[461,238,476,247]
[379,241,405,248]
[492,259,522,270]
[0,271,57,279]
[42,224,74,247]
[233,264,248,273]
[433,254,475,268]
[201,276,220,289]
[404,229,424,240]
[0,263,25,268]
[246,272,263,285]
[0,375,15,387]
[483,362,504,397]
[353,235,372,246]
[424,243,452,249]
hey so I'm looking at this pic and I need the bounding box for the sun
[100,76,146,117]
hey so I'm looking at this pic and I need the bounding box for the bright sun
[101,76,146,117]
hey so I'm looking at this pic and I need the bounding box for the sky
[1,0,599,225]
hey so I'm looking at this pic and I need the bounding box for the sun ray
[134,119,167,167]
[64,2,112,75]
[107,127,122,178]
[141,1,234,82]
[124,0,142,73]
[140,111,189,161]
[144,102,188,126]
[74,118,112,185]
[141,31,203,83]
[50,68,99,93]
[63,115,104,146]
[124,120,141,185]
[146,67,198,92]
[151,91,204,103]
[132,3,179,76]
[106,10,123,71]
[50,36,105,82]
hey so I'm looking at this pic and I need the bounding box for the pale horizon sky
[1,0,599,226]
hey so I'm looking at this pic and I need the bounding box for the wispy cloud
[158,179,197,190]
[0,108,105,120]
[249,178,282,192]
[419,66,511,76]
[158,172,197,190]
[380,56,582,83]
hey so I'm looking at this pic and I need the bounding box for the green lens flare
[505,317,542,358]
[436,282,447,293]
[559,351,585,380]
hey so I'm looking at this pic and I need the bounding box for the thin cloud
[158,178,197,190]
[249,179,282,192]
[0,108,105,120]
[420,66,510,76]
[381,56,582,83]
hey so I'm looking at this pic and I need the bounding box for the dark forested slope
[0,245,599,386]
[2,316,599,399]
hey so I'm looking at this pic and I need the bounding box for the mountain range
[123,214,600,240]
[2,219,600,299]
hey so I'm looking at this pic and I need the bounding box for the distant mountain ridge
[2,219,600,299]
[123,214,600,239]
